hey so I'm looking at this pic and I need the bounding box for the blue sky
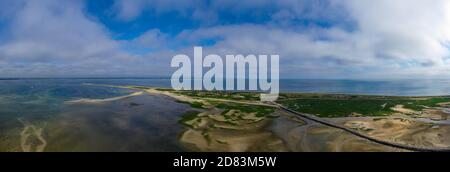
[1,0,450,78]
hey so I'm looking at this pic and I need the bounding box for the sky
[1,0,450,79]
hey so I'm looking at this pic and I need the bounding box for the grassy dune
[123,85,450,118]
[277,93,450,117]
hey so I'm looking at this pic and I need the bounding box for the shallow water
[5,78,450,96]
[2,78,450,151]
[0,79,193,151]
[44,93,192,152]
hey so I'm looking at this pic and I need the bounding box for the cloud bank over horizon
[1,0,450,79]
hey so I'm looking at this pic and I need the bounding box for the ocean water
[84,78,450,96]
[279,79,450,96]
[1,78,445,96]
[1,78,450,151]
[0,78,191,152]
[1,78,450,121]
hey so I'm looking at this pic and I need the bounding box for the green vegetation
[215,140,228,145]
[280,99,395,117]
[176,100,206,109]
[124,86,450,118]
[401,98,450,111]
[127,86,151,90]
[202,131,211,144]
[173,90,260,101]
[278,93,450,118]
[179,111,200,127]
[215,103,276,117]
[155,88,173,91]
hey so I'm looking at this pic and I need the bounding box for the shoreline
[76,83,450,151]
[65,91,144,104]
[82,83,450,98]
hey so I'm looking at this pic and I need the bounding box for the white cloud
[112,0,199,21]
[341,0,450,64]
[0,0,148,77]
[166,0,450,79]
[125,29,170,51]
[2,0,450,79]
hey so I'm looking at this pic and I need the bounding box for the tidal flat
[2,80,450,152]
[1,92,193,152]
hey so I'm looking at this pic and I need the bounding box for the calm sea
[2,78,450,96]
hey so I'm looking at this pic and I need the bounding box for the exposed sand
[65,91,144,104]
[296,125,401,152]
[391,104,449,121]
[421,109,449,121]
[146,89,205,104]
[139,87,450,151]
[79,84,450,152]
[337,117,450,149]
[180,129,286,152]
[179,99,450,151]
[391,105,418,115]
[437,102,450,106]
[179,109,289,152]
[18,119,47,152]
[270,117,400,152]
